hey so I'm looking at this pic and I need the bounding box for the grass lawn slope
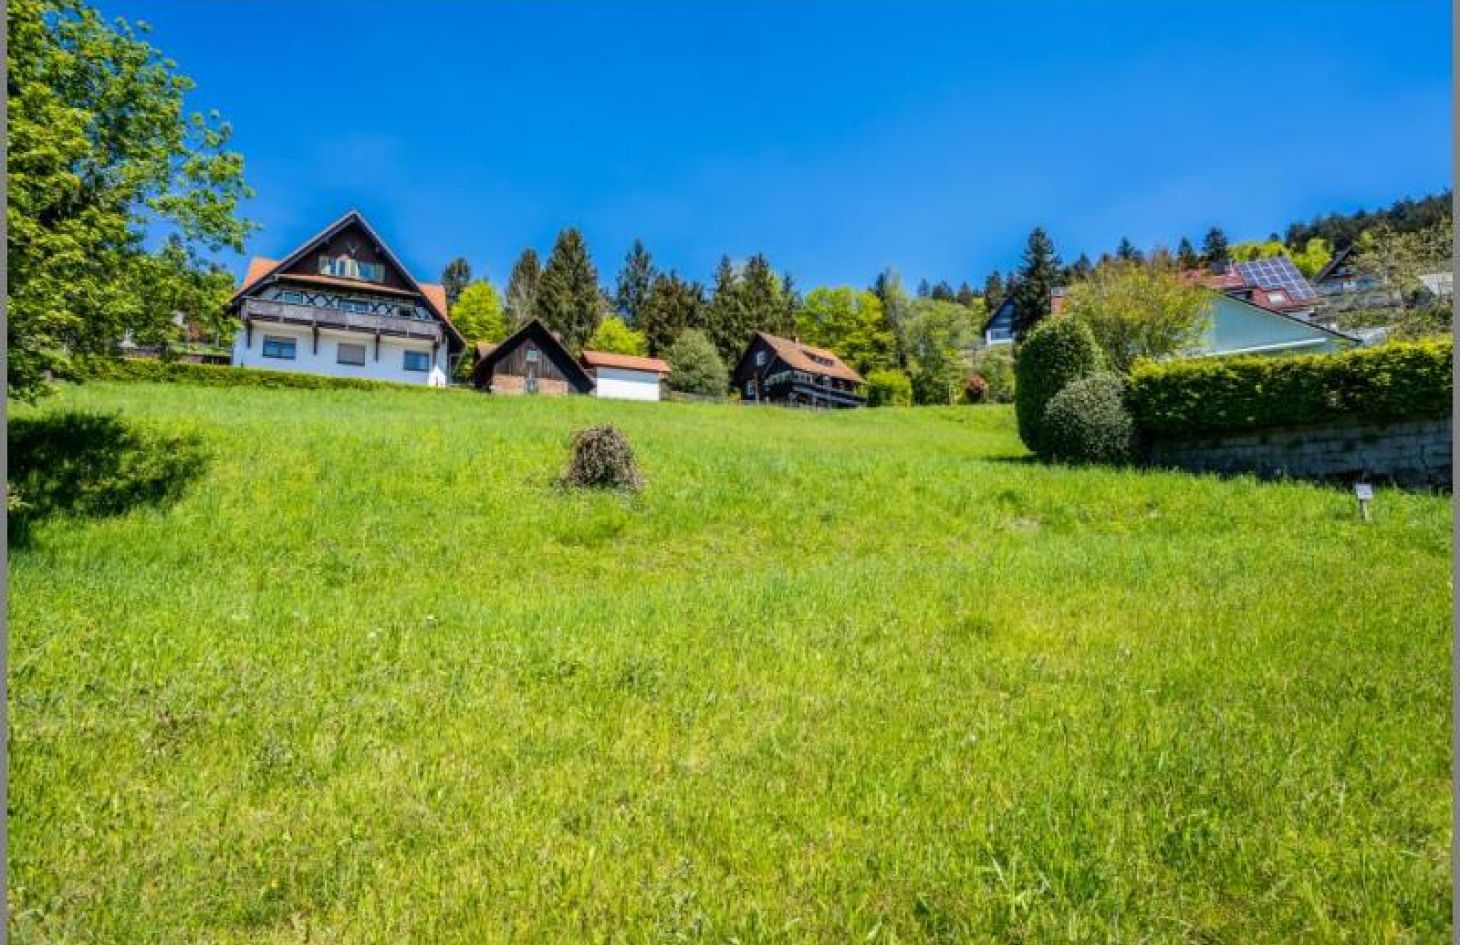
[9,382,1452,943]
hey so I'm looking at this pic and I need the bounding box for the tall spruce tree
[1176,237,1200,270]
[534,227,601,351]
[1011,227,1062,339]
[1115,237,1142,263]
[504,248,542,328]
[441,257,472,308]
[930,280,956,302]
[778,272,802,337]
[1067,254,1095,283]
[638,271,705,355]
[916,278,932,298]
[740,253,784,335]
[704,255,747,365]
[1201,227,1231,268]
[613,239,656,326]
[955,281,978,307]
[982,271,1006,308]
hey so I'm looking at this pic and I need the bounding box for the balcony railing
[241,297,443,343]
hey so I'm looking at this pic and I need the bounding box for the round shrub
[560,424,644,491]
[865,368,913,407]
[664,329,728,396]
[1014,316,1103,455]
[1040,374,1136,465]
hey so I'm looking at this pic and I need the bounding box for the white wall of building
[232,324,450,386]
[591,367,663,401]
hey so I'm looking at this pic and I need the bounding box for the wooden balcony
[240,297,443,343]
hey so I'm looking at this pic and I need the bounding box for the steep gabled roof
[1313,244,1356,284]
[475,318,594,390]
[230,210,464,346]
[744,331,865,384]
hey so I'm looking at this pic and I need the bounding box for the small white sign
[1354,483,1374,501]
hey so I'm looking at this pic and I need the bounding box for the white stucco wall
[592,367,663,401]
[232,324,449,386]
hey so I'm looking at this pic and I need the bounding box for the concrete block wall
[1144,417,1452,490]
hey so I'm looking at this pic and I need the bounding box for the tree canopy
[504,248,541,329]
[1060,262,1212,373]
[585,315,648,355]
[795,286,897,376]
[534,227,600,352]
[1011,227,1062,339]
[8,0,253,399]
[613,239,655,327]
[450,280,507,347]
[441,258,472,309]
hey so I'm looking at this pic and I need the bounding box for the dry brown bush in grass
[560,424,645,491]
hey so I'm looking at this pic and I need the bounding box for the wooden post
[374,330,382,361]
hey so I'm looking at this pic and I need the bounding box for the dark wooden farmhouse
[731,332,866,408]
[471,318,593,395]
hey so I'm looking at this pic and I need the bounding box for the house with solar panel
[1192,256,1322,321]
[229,211,465,386]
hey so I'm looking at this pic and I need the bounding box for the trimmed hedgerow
[1128,339,1452,437]
[72,357,460,393]
[1041,373,1136,465]
[1014,316,1104,455]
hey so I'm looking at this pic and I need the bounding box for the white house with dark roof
[229,210,465,386]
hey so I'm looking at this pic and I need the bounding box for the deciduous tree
[8,0,254,399]
[795,286,897,375]
[1060,262,1212,373]
[900,298,978,405]
[585,315,648,355]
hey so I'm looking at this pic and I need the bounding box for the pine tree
[1011,227,1062,339]
[1176,237,1199,270]
[982,271,1006,308]
[1115,237,1142,263]
[703,255,747,365]
[740,253,784,338]
[1067,254,1094,282]
[441,257,472,309]
[1201,227,1230,268]
[930,280,956,301]
[504,248,541,329]
[534,228,601,352]
[613,239,656,326]
[778,272,802,337]
[955,281,977,308]
[916,278,931,298]
[638,271,705,355]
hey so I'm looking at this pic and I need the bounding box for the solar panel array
[1235,257,1317,301]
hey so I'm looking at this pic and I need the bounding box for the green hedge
[1128,339,1453,437]
[74,357,459,393]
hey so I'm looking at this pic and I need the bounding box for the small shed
[471,319,593,395]
[579,350,670,401]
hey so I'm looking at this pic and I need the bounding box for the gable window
[318,255,386,283]
[525,348,541,363]
[755,350,767,367]
[337,342,367,366]
[262,335,296,360]
[403,350,431,373]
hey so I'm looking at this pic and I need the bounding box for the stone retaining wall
[1143,417,1452,490]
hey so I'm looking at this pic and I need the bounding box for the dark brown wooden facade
[472,319,593,395]
[731,333,866,409]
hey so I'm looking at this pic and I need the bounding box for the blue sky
[123,0,1450,291]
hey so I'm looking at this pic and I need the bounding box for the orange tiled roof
[580,350,671,373]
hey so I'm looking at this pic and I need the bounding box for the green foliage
[450,281,507,345]
[613,239,656,327]
[8,409,207,543]
[441,258,472,309]
[899,299,979,405]
[1014,316,1104,454]
[1061,262,1213,374]
[74,357,452,392]
[504,248,542,329]
[1128,339,1453,437]
[1285,189,1452,250]
[1011,227,1062,338]
[7,0,254,400]
[969,345,1016,403]
[585,316,648,356]
[1200,227,1230,266]
[1226,238,1333,278]
[1176,237,1199,270]
[534,228,601,352]
[864,368,912,407]
[1040,373,1136,464]
[796,286,897,376]
[638,271,705,355]
[560,424,645,492]
[663,329,728,395]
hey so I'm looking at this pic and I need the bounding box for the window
[277,290,305,304]
[339,298,371,314]
[262,335,296,360]
[337,342,367,366]
[397,305,417,319]
[745,381,755,397]
[755,350,767,367]
[403,350,431,373]
[525,348,541,363]
[318,255,385,283]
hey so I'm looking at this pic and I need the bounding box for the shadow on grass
[9,411,208,547]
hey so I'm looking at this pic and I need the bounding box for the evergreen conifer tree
[1011,227,1062,339]
[534,228,601,351]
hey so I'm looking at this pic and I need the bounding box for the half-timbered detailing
[229,210,463,386]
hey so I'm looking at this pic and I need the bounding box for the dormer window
[318,254,385,283]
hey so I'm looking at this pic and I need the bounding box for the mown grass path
[9,383,1452,943]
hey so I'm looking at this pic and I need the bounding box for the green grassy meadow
[8,382,1453,943]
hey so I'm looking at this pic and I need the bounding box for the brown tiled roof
[580,350,670,373]
[474,340,499,359]
[420,283,449,319]
[756,332,865,384]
